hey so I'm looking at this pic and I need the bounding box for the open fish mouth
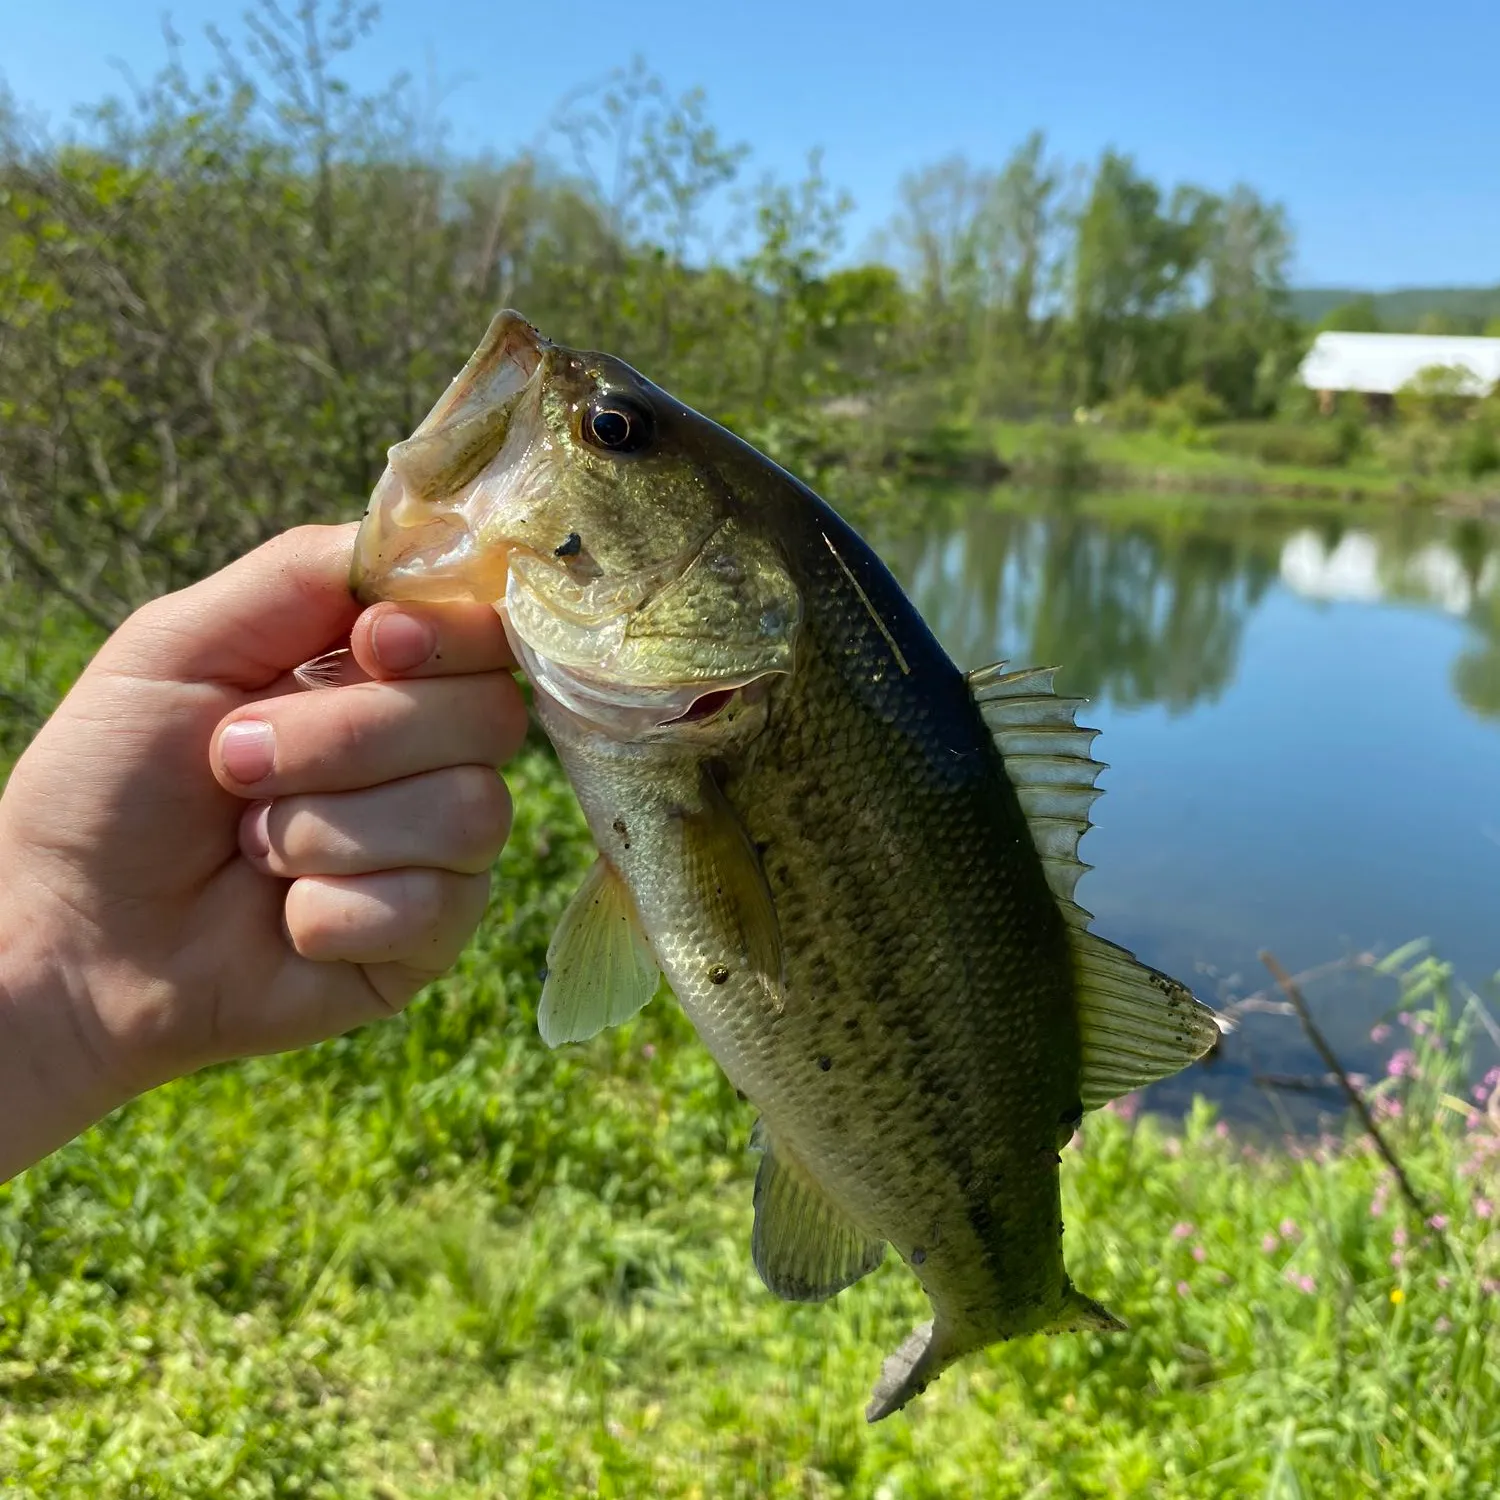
[349,312,547,604]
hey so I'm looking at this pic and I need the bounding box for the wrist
[0,896,135,1183]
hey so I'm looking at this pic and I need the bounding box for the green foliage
[1293,285,1500,332]
[3,804,1499,1497]
[1209,418,1365,469]
[1316,294,1385,333]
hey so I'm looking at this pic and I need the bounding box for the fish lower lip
[503,615,770,738]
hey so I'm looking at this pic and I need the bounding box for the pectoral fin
[752,1131,885,1302]
[678,777,785,1008]
[537,856,661,1047]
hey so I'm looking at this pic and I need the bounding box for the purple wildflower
[1387,1049,1416,1079]
[1370,1023,1391,1044]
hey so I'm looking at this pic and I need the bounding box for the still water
[872,493,1500,1119]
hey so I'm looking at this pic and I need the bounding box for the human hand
[0,524,526,1178]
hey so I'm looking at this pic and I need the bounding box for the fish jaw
[502,563,785,746]
[350,310,549,605]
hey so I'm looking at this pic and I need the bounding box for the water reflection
[886,505,1282,710]
[879,494,1500,722]
[867,490,1500,1122]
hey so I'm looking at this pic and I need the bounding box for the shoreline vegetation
[3,748,1498,1496]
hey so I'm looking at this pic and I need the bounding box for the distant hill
[1290,285,1500,331]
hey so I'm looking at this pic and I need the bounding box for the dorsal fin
[968,660,1228,1106]
[967,662,1105,918]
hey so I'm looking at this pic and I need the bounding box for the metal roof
[1298,332,1500,396]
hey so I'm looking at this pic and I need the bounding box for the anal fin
[752,1132,885,1303]
[538,855,661,1047]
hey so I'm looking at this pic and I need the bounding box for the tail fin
[1050,1286,1126,1335]
[865,1319,955,1423]
[865,1290,1125,1422]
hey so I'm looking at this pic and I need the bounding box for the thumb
[108,524,364,691]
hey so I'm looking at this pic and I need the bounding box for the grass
[988,418,1500,507]
[3,743,1500,1497]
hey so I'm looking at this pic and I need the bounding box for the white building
[1299,331,1500,412]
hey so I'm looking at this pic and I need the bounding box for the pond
[870,491,1500,1121]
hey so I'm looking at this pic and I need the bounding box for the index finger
[349,601,516,681]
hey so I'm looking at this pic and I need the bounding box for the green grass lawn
[988,419,1500,507]
[3,748,1499,1497]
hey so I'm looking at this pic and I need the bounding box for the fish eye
[582,397,653,455]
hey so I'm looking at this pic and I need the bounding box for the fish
[350,310,1225,1421]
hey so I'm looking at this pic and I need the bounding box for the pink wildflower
[1398,1011,1412,1027]
[1279,1218,1299,1240]
[1298,1275,1316,1294]
[1176,1280,1191,1298]
[641,1043,657,1060]
[1428,1214,1449,1231]
[1476,1198,1494,1221]
[1261,1233,1279,1254]
[1391,1251,1405,1268]
[1192,1245,1206,1263]
[1436,1316,1452,1334]
[1171,1221,1195,1240]
[1215,1120,1230,1140]
[1438,1274,1452,1291]
[1370,1023,1391,1043]
[1387,1049,1416,1079]
[1393,1226,1408,1247]
[1483,1278,1500,1296]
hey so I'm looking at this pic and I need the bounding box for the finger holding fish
[239,766,512,878]
[212,673,526,798]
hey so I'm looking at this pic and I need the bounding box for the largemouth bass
[350,311,1224,1420]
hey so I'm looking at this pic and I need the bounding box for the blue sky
[5,0,1498,288]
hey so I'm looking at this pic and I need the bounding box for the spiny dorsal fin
[969,660,1227,1106]
[537,855,661,1047]
[967,662,1105,919]
[751,1130,885,1303]
[1070,928,1226,1109]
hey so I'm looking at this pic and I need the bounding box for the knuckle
[476,672,530,760]
[398,868,448,935]
[444,766,513,868]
